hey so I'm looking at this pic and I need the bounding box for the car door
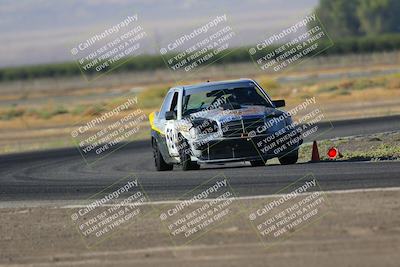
[165,90,181,157]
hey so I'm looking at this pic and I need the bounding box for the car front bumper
[192,134,303,163]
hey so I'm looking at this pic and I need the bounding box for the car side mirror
[272,100,285,108]
[165,110,177,120]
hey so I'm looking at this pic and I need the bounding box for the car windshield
[182,86,272,116]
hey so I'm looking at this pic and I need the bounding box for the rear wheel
[153,139,173,171]
[250,160,265,167]
[279,149,299,165]
[178,137,200,171]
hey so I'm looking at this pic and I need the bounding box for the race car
[149,79,303,171]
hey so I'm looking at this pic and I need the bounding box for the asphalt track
[0,115,399,202]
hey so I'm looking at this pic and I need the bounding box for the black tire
[178,137,200,171]
[279,149,299,165]
[250,160,265,167]
[153,139,173,171]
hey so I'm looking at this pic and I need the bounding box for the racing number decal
[165,122,179,156]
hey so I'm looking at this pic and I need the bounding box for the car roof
[173,79,256,94]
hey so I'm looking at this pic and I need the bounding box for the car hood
[190,105,284,122]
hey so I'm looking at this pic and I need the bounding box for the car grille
[222,117,266,137]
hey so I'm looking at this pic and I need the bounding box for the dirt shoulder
[1,188,400,267]
[297,131,400,163]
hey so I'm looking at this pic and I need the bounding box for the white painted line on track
[2,186,399,209]
[60,186,400,209]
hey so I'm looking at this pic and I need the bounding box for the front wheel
[153,139,173,171]
[279,149,299,165]
[178,137,200,171]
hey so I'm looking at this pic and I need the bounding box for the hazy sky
[0,0,318,67]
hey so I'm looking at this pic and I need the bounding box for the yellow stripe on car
[149,111,164,134]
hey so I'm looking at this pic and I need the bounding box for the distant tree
[314,0,362,37]
[357,0,400,35]
[313,0,400,38]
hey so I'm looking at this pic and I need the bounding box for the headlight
[189,127,198,139]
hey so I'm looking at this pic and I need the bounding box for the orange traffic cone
[311,140,320,162]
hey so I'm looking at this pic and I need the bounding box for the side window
[159,92,173,119]
[170,92,179,112]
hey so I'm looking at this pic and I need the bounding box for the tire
[178,136,200,171]
[279,149,299,165]
[153,139,173,171]
[250,160,265,167]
